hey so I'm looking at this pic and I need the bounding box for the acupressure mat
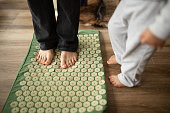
[2,30,107,113]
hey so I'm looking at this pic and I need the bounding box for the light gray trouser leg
[108,0,166,87]
[108,1,127,64]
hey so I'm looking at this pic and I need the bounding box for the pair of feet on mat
[37,49,77,69]
[37,50,124,87]
[107,55,125,88]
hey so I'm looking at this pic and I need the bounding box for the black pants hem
[28,0,80,51]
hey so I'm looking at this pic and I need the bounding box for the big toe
[45,56,52,65]
[107,60,112,64]
[107,55,117,64]
[41,57,46,65]
[109,78,115,84]
[60,57,67,69]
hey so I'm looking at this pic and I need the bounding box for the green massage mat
[2,30,107,113]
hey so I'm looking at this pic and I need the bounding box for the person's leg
[110,0,166,87]
[27,0,58,65]
[56,0,80,68]
[108,1,127,65]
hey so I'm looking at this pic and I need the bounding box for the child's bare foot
[109,75,125,87]
[60,51,77,69]
[37,49,54,65]
[107,55,117,64]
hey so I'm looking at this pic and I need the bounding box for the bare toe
[66,60,70,67]
[41,57,45,64]
[73,57,77,61]
[45,54,54,65]
[60,55,67,69]
[71,59,75,64]
[45,57,51,65]
[107,55,117,64]
[69,60,73,66]
[39,55,42,63]
[109,75,115,85]
[43,57,47,64]
[37,54,40,60]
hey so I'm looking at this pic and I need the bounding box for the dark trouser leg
[27,0,58,50]
[57,0,80,52]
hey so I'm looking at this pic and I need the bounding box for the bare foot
[109,75,125,87]
[107,55,117,64]
[60,51,77,69]
[37,49,54,65]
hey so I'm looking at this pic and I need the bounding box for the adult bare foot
[107,55,118,64]
[37,49,54,65]
[109,75,125,87]
[60,51,77,69]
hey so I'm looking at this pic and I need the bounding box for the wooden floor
[0,0,170,113]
